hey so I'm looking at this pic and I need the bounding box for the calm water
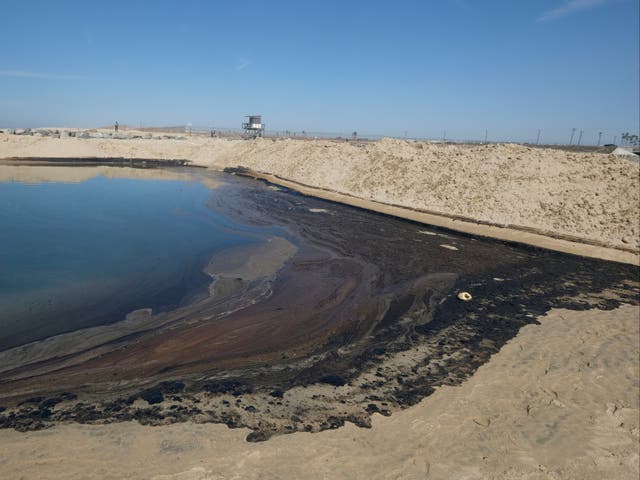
[0,168,271,350]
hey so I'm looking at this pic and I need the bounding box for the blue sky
[0,0,638,144]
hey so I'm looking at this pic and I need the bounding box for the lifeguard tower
[242,115,264,138]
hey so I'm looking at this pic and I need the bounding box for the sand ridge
[1,131,638,251]
[233,168,639,265]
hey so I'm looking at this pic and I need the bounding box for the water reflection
[0,165,270,350]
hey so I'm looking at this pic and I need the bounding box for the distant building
[242,115,264,138]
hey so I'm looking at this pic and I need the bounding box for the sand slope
[0,305,637,480]
[1,132,638,250]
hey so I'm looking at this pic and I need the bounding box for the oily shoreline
[0,170,638,441]
[2,154,637,263]
[225,167,639,264]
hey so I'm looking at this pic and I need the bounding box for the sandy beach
[1,131,638,479]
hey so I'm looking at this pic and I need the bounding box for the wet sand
[0,170,637,444]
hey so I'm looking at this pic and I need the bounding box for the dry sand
[1,131,638,251]
[0,305,637,480]
[1,131,638,479]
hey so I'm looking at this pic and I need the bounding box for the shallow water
[0,167,274,350]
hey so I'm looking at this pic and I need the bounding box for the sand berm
[2,131,639,254]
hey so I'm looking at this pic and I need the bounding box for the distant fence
[106,123,640,147]
[161,125,638,146]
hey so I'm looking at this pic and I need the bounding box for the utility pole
[597,132,602,146]
[613,135,617,145]
[484,129,488,144]
[577,130,583,146]
[569,128,576,145]
[442,130,447,142]
[536,129,541,145]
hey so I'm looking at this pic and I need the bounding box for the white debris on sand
[612,147,638,157]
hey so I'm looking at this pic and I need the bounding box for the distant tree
[621,132,629,145]
[621,132,639,146]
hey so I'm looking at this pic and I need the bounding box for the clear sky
[1,0,638,144]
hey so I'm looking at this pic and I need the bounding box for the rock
[246,430,270,442]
